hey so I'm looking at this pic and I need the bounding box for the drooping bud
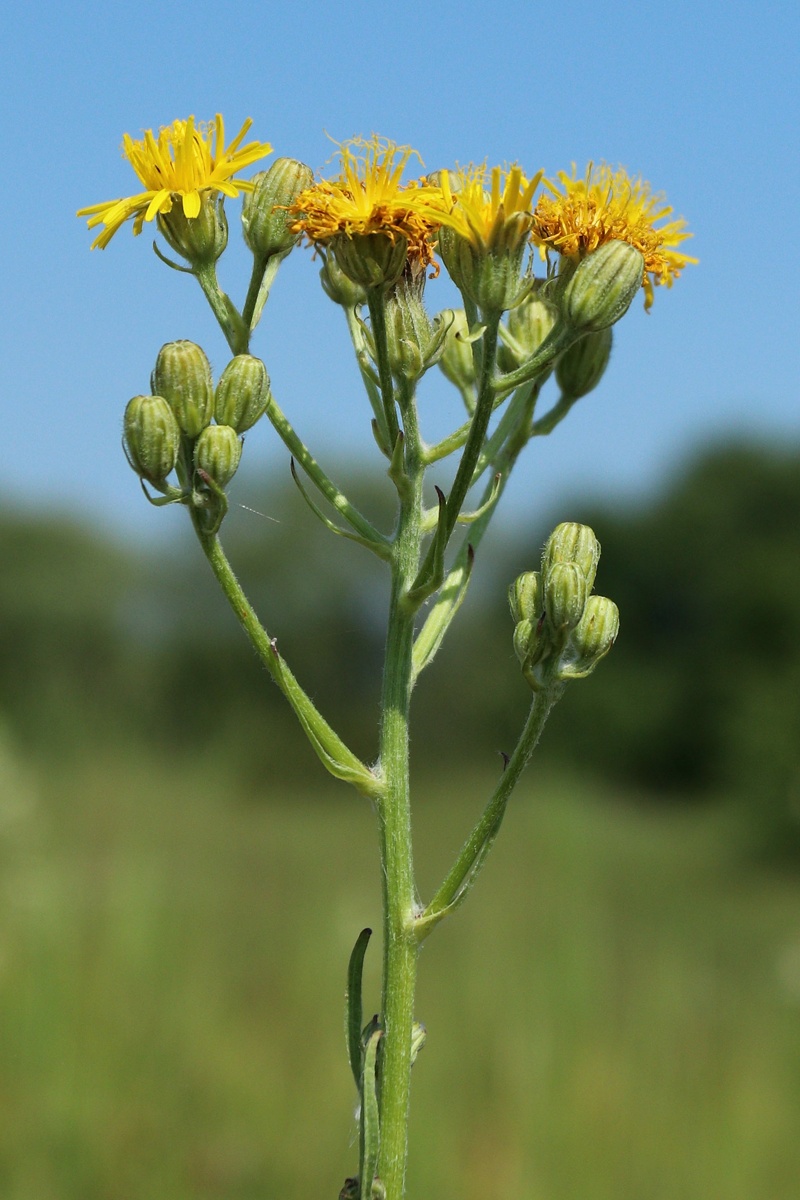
[555,328,613,399]
[561,240,644,333]
[153,341,214,438]
[544,562,588,633]
[194,424,242,489]
[437,309,477,394]
[332,231,408,291]
[157,193,228,267]
[498,293,559,373]
[542,522,601,592]
[123,395,181,484]
[559,595,620,679]
[214,354,271,432]
[242,158,314,260]
[319,252,367,308]
[509,571,542,624]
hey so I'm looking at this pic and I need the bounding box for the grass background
[2,740,799,1199]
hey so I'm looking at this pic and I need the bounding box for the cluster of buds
[510,523,619,691]
[122,341,271,521]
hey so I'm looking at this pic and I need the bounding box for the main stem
[376,428,423,1200]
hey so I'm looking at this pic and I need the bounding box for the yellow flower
[532,164,696,308]
[436,163,543,251]
[78,115,273,249]
[289,136,447,275]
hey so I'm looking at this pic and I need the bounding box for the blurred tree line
[2,438,800,854]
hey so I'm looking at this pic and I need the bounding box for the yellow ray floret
[78,115,273,249]
[436,163,544,251]
[290,136,449,273]
[532,164,696,308]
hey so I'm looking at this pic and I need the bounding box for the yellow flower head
[437,163,544,252]
[532,164,696,309]
[78,115,273,249]
[289,136,448,274]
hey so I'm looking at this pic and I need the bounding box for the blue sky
[2,0,798,539]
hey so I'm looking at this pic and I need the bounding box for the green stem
[190,521,380,798]
[417,678,563,938]
[345,305,389,443]
[266,393,389,547]
[375,388,424,1200]
[531,392,578,436]
[195,264,249,355]
[367,291,400,448]
[412,381,541,680]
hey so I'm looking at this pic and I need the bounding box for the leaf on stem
[346,928,373,1090]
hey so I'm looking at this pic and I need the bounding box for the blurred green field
[1,740,799,1200]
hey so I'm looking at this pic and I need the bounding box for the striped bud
[194,424,242,489]
[562,240,643,332]
[153,341,214,438]
[559,595,620,679]
[509,571,542,624]
[123,395,180,484]
[242,158,314,259]
[542,523,601,592]
[555,327,613,399]
[214,355,271,432]
[544,562,588,633]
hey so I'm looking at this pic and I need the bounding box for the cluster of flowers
[78,116,695,312]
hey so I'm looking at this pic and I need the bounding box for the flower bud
[513,618,538,665]
[194,424,242,489]
[383,275,446,381]
[509,571,542,624]
[332,231,408,291]
[319,252,367,308]
[559,595,620,679]
[437,309,477,393]
[214,354,271,432]
[242,158,314,259]
[439,227,530,315]
[498,293,559,373]
[562,240,644,332]
[555,327,613,399]
[123,395,180,484]
[157,193,228,267]
[544,561,588,633]
[542,522,601,592]
[153,341,214,438]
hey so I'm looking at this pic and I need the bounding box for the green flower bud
[242,158,314,259]
[513,618,538,665]
[542,522,601,592]
[544,561,588,633]
[332,231,408,291]
[555,327,613,399]
[214,354,271,432]
[383,274,447,381]
[157,193,228,267]
[509,571,542,624]
[437,309,477,394]
[194,424,242,489]
[153,341,214,438]
[559,595,620,679]
[498,293,559,373]
[439,226,530,315]
[123,395,180,484]
[562,240,644,333]
[319,252,367,308]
